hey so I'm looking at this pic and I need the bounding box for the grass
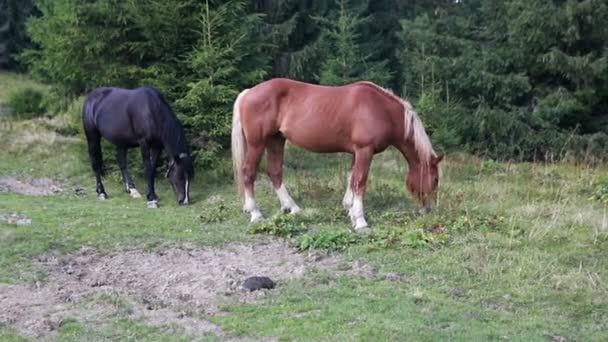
[1,74,607,341]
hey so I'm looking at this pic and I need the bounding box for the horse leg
[242,143,265,223]
[85,130,108,200]
[266,136,300,214]
[348,147,373,233]
[116,146,141,199]
[140,144,159,208]
[342,157,355,211]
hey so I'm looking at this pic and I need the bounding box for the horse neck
[397,138,424,171]
[161,116,187,158]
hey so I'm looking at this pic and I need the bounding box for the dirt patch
[0,176,63,196]
[0,212,32,225]
[0,239,384,340]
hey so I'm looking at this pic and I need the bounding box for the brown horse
[231,78,443,233]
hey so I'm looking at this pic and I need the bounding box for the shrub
[7,87,47,118]
[589,178,608,204]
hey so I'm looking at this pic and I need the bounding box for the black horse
[82,87,194,207]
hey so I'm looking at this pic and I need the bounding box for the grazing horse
[231,78,442,233]
[82,87,194,208]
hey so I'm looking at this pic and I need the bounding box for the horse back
[83,87,168,147]
[241,79,404,153]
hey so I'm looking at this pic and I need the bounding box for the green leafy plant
[199,196,231,224]
[7,87,46,117]
[295,230,360,251]
[249,214,309,238]
[589,179,608,203]
[450,213,508,232]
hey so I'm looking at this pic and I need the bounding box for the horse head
[406,154,443,213]
[165,152,194,205]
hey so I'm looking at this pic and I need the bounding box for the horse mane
[356,82,436,164]
[143,87,192,175]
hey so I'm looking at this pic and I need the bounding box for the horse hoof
[97,193,108,201]
[353,225,372,234]
[281,206,301,214]
[250,211,264,224]
[147,200,158,209]
[417,207,432,215]
[129,189,142,199]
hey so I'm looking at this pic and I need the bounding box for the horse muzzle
[418,193,437,214]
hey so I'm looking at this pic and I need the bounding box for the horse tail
[81,92,104,175]
[232,88,249,198]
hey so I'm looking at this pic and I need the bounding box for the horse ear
[433,154,444,164]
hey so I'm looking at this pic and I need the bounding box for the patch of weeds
[364,212,450,249]
[92,292,134,317]
[450,212,509,233]
[589,178,608,203]
[249,214,309,237]
[367,226,448,250]
[479,159,504,175]
[295,229,360,251]
[199,196,232,223]
[0,328,28,342]
[57,318,84,336]
[371,210,413,226]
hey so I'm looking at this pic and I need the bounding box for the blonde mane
[357,82,436,163]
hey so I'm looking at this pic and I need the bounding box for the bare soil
[0,176,63,196]
[0,212,32,225]
[0,239,387,340]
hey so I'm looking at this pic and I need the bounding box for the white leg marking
[147,200,158,209]
[342,171,353,211]
[183,179,190,204]
[129,188,142,199]
[244,190,263,223]
[349,195,370,233]
[275,183,301,214]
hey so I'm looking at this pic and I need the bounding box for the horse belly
[281,124,352,153]
[96,114,140,147]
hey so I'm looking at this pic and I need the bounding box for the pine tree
[23,0,200,98]
[176,0,271,165]
[253,0,332,81]
[0,0,35,69]
[315,0,391,86]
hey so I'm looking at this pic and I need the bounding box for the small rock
[240,276,275,292]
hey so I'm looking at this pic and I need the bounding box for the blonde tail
[232,89,249,198]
